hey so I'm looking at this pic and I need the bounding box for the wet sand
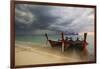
[15,41,92,66]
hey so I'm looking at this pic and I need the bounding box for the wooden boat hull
[48,40,87,50]
[48,40,62,47]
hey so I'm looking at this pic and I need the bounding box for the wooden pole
[84,33,87,42]
[83,33,88,49]
[45,33,49,46]
[45,33,48,41]
[61,32,65,52]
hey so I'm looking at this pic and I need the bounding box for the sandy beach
[15,41,92,66]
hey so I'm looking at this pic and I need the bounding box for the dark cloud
[15,4,94,35]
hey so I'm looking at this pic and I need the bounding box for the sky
[15,4,95,35]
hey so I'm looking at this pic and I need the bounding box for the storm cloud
[15,4,94,35]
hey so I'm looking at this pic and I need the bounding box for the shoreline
[15,41,94,66]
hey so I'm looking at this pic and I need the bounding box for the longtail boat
[45,32,88,51]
